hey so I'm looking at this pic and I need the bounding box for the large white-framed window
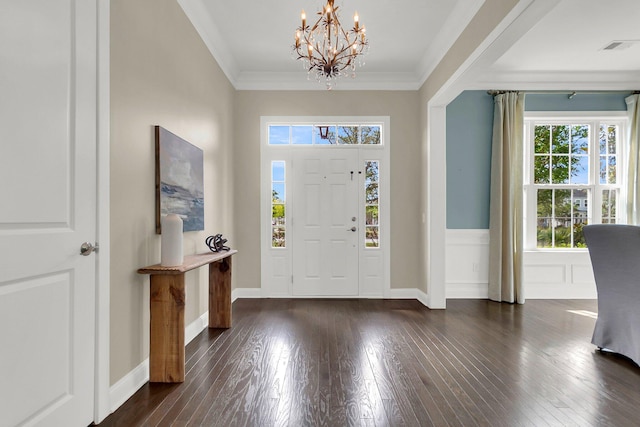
[524,112,627,250]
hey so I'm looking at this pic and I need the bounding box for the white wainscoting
[523,251,597,299]
[446,230,490,298]
[445,229,597,299]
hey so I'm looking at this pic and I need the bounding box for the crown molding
[234,71,422,91]
[470,70,640,91]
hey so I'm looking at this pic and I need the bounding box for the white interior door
[292,149,359,296]
[0,1,97,425]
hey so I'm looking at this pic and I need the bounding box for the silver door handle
[80,242,98,256]
[348,227,356,232]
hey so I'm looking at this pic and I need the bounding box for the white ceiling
[493,0,640,72]
[179,0,640,91]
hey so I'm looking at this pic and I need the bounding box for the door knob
[348,226,356,232]
[80,242,98,256]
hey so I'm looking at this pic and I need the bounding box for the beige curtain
[626,94,640,224]
[488,92,525,304]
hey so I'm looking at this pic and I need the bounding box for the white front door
[0,1,98,425]
[292,149,359,295]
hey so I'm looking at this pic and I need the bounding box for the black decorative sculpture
[206,234,230,252]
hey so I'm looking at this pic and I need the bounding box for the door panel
[0,0,97,425]
[292,150,359,296]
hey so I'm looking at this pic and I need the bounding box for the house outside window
[524,113,627,250]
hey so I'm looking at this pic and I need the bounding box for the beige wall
[233,91,422,291]
[110,0,235,384]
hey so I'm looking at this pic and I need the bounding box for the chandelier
[293,0,369,89]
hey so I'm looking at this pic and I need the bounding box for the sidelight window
[271,161,286,247]
[365,160,379,247]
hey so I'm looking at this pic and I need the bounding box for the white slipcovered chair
[583,224,640,366]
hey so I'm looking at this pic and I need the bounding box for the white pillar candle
[161,214,183,266]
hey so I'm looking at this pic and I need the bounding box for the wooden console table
[138,250,237,383]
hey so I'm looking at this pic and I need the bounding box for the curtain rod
[487,90,640,98]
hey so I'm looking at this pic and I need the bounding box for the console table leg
[209,257,232,328]
[149,274,185,382]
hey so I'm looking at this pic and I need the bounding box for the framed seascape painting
[155,126,204,233]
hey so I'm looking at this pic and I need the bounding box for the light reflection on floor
[567,309,598,319]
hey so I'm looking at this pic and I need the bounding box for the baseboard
[415,288,429,307]
[447,282,489,299]
[387,288,419,299]
[185,312,209,345]
[108,311,209,414]
[232,287,262,302]
[109,358,149,413]
[387,288,430,308]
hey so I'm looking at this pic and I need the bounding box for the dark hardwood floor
[98,299,640,426]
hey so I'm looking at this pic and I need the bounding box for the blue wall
[446,91,630,229]
[526,93,629,111]
[446,91,494,229]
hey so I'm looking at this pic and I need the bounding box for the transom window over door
[268,124,381,145]
[524,114,626,250]
[260,116,390,298]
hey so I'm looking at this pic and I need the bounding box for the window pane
[361,126,381,145]
[269,126,289,145]
[551,155,570,184]
[272,227,285,247]
[571,155,588,184]
[573,189,588,225]
[337,126,359,144]
[602,189,617,224]
[554,189,572,247]
[366,205,379,225]
[272,161,285,181]
[366,183,378,204]
[551,125,570,154]
[573,218,587,247]
[272,183,285,202]
[537,189,553,248]
[537,189,552,218]
[534,155,550,183]
[572,188,589,246]
[609,156,617,184]
[534,125,551,154]
[365,161,379,183]
[272,204,285,224]
[571,125,589,154]
[599,126,608,155]
[365,226,379,247]
[605,125,617,154]
[292,126,313,145]
[314,126,336,144]
[599,155,617,185]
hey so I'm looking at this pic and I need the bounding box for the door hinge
[291,275,294,284]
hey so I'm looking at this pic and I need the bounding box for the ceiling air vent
[601,40,639,51]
